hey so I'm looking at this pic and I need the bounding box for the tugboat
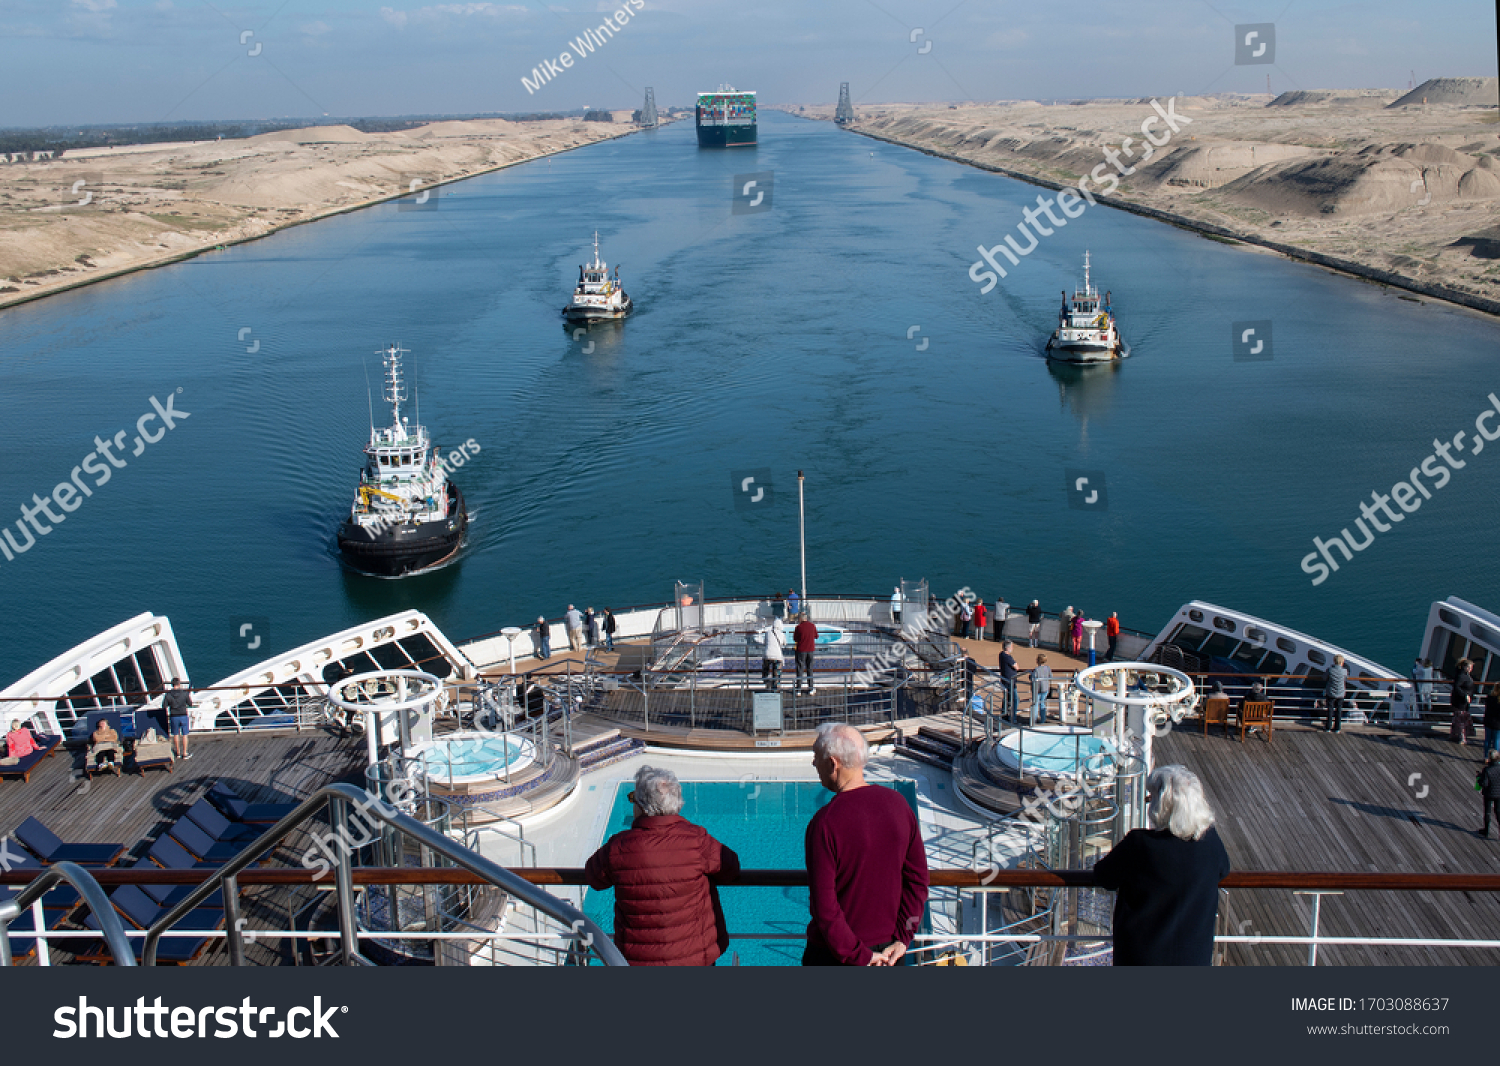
[1046,252,1127,363]
[337,343,467,577]
[562,232,632,322]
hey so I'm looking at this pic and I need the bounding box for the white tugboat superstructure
[336,343,468,577]
[1046,251,1127,363]
[562,232,633,322]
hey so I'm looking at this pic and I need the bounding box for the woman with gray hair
[585,765,740,965]
[1092,764,1230,965]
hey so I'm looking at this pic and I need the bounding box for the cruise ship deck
[0,729,366,966]
[6,652,1499,966]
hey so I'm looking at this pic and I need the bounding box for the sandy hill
[247,124,372,145]
[405,119,516,140]
[810,92,1500,312]
[1389,77,1499,108]
[1269,89,1397,109]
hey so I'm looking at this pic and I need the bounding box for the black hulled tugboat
[337,343,468,576]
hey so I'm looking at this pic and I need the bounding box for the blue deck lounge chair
[0,731,62,783]
[0,852,80,961]
[78,885,223,965]
[183,798,262,846]
[13,816,125,866]
[125,854,225,910]
[147,834,219,873]
[207,780,301,824]
[167,818,247,864]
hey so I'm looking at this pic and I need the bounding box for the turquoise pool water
[999,730,1113,774]
[583,779,920,966]
[409,734,529,781]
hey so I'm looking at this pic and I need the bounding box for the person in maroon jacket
[793,613,819,695]
[586,766,740,965]
[803,723,929,966]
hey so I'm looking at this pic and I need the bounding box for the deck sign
[752,692,783,733]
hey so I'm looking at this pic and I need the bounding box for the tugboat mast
[380,343,409,441]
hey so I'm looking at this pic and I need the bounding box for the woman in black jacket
[1451,658,1477,745]
[1093,764,1230,965]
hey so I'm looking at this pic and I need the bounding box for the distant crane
[638,87,658,128]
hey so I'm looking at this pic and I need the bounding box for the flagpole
[798,470,807,608]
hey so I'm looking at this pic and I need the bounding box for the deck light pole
[797,471,807,608]
[1083,620,1103,668]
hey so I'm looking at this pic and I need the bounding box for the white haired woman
[1092,764,1231,965]
[585,765,740,965]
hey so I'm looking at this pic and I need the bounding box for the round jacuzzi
[996,727,1114,777]
[406,732,537,786]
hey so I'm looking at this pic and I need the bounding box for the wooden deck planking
[2,728,366,966]
[1157,727,1500,965]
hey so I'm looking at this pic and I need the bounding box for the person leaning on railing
[804,723,929,966]
[1092,765,1231,966]
[584,765,740,966]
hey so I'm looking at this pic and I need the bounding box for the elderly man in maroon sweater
[803,723,929,965]
[586,765,740,965]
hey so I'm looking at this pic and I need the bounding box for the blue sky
[0,0,1494,127]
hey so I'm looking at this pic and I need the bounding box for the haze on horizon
[0,0,1494,128]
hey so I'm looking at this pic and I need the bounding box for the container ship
[696,87,756,147]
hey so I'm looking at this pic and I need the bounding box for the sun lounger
[207,780,301,824]
[13,816,125,866]
[147,834,220,872]
[0,732,61,783]
[167,818,248,864]
[0,850,81,915]
[77,885,223,965]
[129,726,175,775]
[124,855,225,910]
[5,907,73,962]
[183,798,262,845]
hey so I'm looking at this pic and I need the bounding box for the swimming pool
[583,779,921,966]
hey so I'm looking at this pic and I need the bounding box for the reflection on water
[562,318,629,358]
[1048,357,1124,430]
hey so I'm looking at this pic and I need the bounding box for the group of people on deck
[586,723,1230,966]
[534,606,618,660]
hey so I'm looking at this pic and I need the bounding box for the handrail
[9,866,1498,893]
[138,783,624,967]
[0,861,135,967]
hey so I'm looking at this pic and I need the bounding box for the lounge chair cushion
[167,819,244,863]
[13,816,124,865]
[184,798,261,844]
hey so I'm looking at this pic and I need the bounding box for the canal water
[2,110,1497,686]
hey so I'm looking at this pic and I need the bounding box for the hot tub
[995,727,1114,777]
[406,732,537,786]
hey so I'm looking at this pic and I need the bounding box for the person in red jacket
[586,766,741,965]
[1105,611,1121,661]
[793,613,819,694]
[972,601,987,642]
[804,723,929,965]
